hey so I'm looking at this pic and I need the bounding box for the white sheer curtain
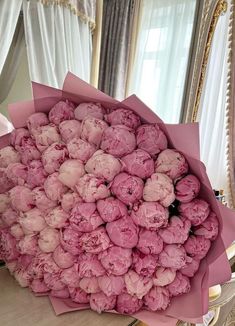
[23,0,93,88]
[0,0,22,75]
[128,0,196,123]
[0,0,21,134]
[197,7,230,195]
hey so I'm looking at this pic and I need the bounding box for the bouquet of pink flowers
[0,73,235,326]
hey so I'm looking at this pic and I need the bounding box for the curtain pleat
[0,0,22,75]
[39,0,96,31]
[98,0,136,100]
[23,0,92,88]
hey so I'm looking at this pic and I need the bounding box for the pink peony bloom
[10,128,30,147]
[0,209,18,226]
[18,137,41,164]
[0,218,5,230]
[14,265,32,288]
[175,174,201,203]
[121,149,154,179]
[85,150,122,181]
[159,244,187,269]
[100,125,136,157]
[48,100,75,125]
[74,102,104,121]
[34,124,61,152]
[61,191,82,212]
[98,275,124,296]
[136,124,167,157]
[124,270,153,299]
[38,227,60,253]
[70,202,103,232]
[61,266,80,287]
[10,223,24,239]
[14,268,32,288]
[179,199,210,226]
[194,212,219,240]
[58,159,85,189]
[0,193,10,213]
[30,279,50,294]
[97,197,128,222]
[131,201,168,230]
[67,137,96,162]
[10,185,35,212]
[26,160,47,188]
[45,206,68,228]
[44,172,68,201]
[155,149,188,180]
[143,173,175,207]
[0,168,14,193]
[68,286,89,303]
[159,216,191,244]
[19,208,46,233]
[105,108,141,129]
[42,142,68,174]
[26,112,49,135]
[18,234,38,255]
[6,163,28,186]
[180,257,200,277]
[106,217,138,248]
[33,187,57,211]
[60,226,82,255]
[167,272,190,297]
[75,174,110,203]
[153,267,176,286]
[111,172,144,205]
[90,292,116,313]
[29,252,59,279]
[98,246,132,275]
[80,116,108,148]
[144,286,170,311]
[17,254,33,270]
[132,250,157,277]
[79,277,100,294]
[78,253,105,278]
[184,235,211,260]
[0,145,20,168]
[38,254,61,274]
[44,272,65,291]
[59,120,81,143]
[0,229,19,261]
[79,227,110,254]
[137,229,163,255]
[116,293,143,314]
[51,288,70,299]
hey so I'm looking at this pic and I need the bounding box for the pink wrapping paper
[2,72,235,326]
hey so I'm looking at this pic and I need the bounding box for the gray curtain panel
[98,0,135,100]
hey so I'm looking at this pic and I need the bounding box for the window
[128,0,197,123]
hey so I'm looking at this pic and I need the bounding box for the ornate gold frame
[192,0,228,122]
[183,0,235,208]
[182,0,229,123]
[226,1,235,208]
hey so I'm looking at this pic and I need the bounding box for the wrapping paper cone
[1,72,234,326]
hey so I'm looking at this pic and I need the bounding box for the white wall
[0,41,32,119]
